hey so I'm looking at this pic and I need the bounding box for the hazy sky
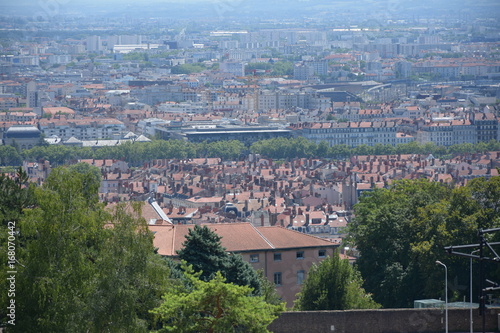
[2,0,498,19]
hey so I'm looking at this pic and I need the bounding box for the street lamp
[470,249,479,333]
[436,260,448,333]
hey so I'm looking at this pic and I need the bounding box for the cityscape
[1,0,500,332]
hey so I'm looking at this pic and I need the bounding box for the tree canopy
[0,168,34,226]
[0,166,170,332]
[151,263,284,333]
[349,177,500,308]
[2,138,500,167]
[294,253,380,311]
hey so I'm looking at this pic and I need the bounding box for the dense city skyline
[0,0,499,331]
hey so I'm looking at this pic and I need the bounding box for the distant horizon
[2,0,499,19]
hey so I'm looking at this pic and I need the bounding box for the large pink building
[150,222,338,307]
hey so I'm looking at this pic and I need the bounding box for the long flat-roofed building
[167,125,292,144]
[3,125,41,149]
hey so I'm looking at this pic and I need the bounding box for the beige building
[149,222,338,307]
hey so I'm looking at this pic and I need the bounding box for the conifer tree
[177,225,262,295]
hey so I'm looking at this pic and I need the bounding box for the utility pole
[444,228,500,333]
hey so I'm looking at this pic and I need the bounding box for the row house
[0,111,37,123]
[0,97,19,109]
[341,107,395,122]
[0,80,26,95]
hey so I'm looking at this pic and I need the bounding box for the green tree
[8,166,169,332]
[316,141,330,158]
[0,146,22,166]
[271,61,294,76]
[171,63,205,74]
[329,144,351,159]
[89,202,170,331]
[257,270,283,309]
[294,253,380,311]
[0,168,34,226]
[177,225,228,282]
[349,177,500,308]
[177,225,262,295]
[352,144,374,156]
[246,62,272,73]
[151,263,284,333]
[204,140,245,160]
[349,179,452,308]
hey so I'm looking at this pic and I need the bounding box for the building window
[296,251,304,260]
[250,254,259,263]
[274,272,282,286]
[274,253,282,262]
[297,270,305,285]
[318,249,326,258]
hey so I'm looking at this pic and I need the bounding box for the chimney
[305,213,310,226]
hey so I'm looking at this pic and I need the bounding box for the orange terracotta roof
[257,226,336,249]
[149,222,336,256]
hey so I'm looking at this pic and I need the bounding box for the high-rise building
[86,36,101,52]
[26,81,39,108]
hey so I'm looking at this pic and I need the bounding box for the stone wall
[268,308,500,333]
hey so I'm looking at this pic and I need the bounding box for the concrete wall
[268,308,500,333]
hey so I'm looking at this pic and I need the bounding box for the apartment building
[0,97,18,109]
[131,85,200,106]
[295,121,413,147]
[38,118,127,140]
[416,122,455,147]
[150,222,338,307]
[472,112,498,143]
[257,90,329,112]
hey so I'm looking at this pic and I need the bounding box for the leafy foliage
[0,145,22,166]
[2,166,170,332]
[171,63,206,74]
[294,253,380,310]
[256,269,284,309]
[4,138,500,167]
[250,138,500,160]
[0,168,34,226]
[151,263,284,333]
[349,177,500,308]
